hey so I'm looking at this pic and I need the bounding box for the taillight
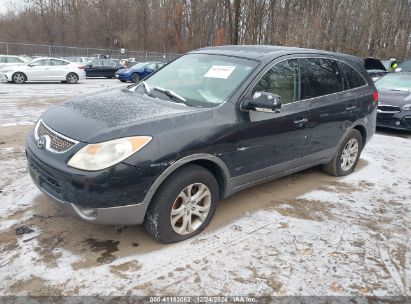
[373,91,379,102]
[78,65,84,69]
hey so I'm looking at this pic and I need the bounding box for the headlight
[68,136,152,171]
[402,104,411,111]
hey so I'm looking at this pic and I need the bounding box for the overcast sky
[0,0,16,14]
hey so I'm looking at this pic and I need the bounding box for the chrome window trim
[34,118,79,154]
[241,55,370,109]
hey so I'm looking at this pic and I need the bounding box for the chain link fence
[0,42,181,62]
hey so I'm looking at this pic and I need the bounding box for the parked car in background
[0,55,32,69]
[364,57,388,81]
[62,57,90,64]
[91,54,109,59]
[395,59,411,72]
[26,46,377,243]
[375,72,411,131]
[0,57,85,84]
[125,60,139,68]
[84,59,125,78]
[115,61,165,82]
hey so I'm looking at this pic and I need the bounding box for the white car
[0,57,86,84]
[0,55,32,69]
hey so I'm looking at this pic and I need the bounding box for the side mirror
[242,92,282,113]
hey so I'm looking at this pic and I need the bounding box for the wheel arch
[12,71,27,82]
[352,124,367,148]
[141,154,230,219]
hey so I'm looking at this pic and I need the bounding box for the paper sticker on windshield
[204,66,235,79]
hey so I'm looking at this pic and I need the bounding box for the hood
[364,58,387,71]
[378,89,411,106]
[42,88,212,143]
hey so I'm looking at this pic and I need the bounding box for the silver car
[0,55,32,69]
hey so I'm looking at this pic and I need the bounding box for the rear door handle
[346,106,357,111]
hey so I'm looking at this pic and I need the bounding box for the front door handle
[294,118,308,125]
[346,105,357,111]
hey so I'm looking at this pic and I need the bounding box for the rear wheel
[144,164,219,243]
[120,79,126,82]
[132,73,140,83]
[323,129,363,176]
[66,73,79,84]
[12,72,26,84]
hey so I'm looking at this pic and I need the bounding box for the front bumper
[377,112,411,130]
[0,73,9,82]
[115,73,131,81]
[26,135,159,225]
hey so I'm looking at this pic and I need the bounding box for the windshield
[375,73,411,91]
[133,54,258,107]
[398,60,411,72]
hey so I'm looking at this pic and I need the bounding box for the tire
[12,72,26,84]
[322,129,363,177]
[132,73,140,83]
[144,164,219,243]
[66,73,79,84]
[120,80,126,82]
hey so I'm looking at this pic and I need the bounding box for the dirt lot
[0,79,410,297]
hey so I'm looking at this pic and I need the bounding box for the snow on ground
[0,79,125,126]
[0,80,410,296]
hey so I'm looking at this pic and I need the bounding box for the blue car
[115,62,165,83]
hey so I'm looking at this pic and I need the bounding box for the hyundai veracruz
[26,46,378,243]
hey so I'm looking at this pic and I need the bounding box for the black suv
[26,46,378,243]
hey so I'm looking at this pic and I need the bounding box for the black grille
[37,121,76,152]
[28,155,62,197]
[378,105,401,113]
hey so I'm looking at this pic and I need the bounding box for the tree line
[0,0,410,59]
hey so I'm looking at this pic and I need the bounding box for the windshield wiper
[153,86,186,104]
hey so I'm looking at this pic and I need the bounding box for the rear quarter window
[340,62,367,89]
[302,58,344,99]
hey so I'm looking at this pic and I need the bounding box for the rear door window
[340,62,366,89]
[50,59,69,66]
[252,59,301,105]
[103,59,116,67]
[302,58,344,99]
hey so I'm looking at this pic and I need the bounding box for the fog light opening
[72,204,98,219]
[396,121,401,126]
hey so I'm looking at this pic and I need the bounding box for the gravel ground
[0,79,410,297]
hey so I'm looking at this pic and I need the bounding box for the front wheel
[12,72,26,84]
[323,129,363,176]
[66,73,79,84]
[132,73,140,83]
[144,164,219,243]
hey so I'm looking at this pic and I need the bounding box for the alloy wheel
[341,138,359,171]
[170,183,212,235]
[67,73,78,84]
[13,73,25,84]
